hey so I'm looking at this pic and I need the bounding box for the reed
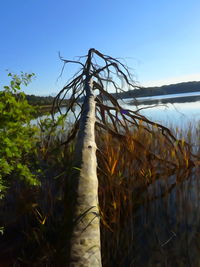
[97,122,200,266]
[0,120,200,266]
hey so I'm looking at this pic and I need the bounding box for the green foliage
[26,94,55,106]
[25,94,69,106]
[0,72,40,198]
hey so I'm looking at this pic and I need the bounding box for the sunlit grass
[97,122,200,266]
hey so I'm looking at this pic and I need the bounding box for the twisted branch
[54,48,198,167]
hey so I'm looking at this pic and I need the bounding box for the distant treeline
[25,94,68,106]
[112,81,200,99]
[23,81,200,105]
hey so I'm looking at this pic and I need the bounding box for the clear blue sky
[1,0,200,95]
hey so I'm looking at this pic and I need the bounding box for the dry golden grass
[97,123,200,266]
[1,122,200,266]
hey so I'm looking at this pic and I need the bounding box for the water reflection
[132,167,200,266]
[32,100,200,129]
[122,100,200,128]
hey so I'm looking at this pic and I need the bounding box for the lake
[124,100,200,128]
[136,90,200,101]
[33,91,200,131]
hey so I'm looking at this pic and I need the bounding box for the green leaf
[0,227,4,235]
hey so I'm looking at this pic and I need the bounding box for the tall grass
[0,121,200,266]
[97,122,200,266]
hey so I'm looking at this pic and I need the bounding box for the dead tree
[53,48,196,266]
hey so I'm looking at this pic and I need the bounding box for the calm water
[32,100,200,128]
[32,93,200,130]
[123,100,200,128]
[136,91,200,101]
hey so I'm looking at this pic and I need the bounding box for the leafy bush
[0,72,40,198]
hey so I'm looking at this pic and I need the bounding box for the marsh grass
[97,122,200,266]
[0,121,200,266]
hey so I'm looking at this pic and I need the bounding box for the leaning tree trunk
[65,50,102,267]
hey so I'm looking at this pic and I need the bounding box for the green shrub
[0,72,40,198]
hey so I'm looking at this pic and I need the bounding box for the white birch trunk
[68,78,102,267]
